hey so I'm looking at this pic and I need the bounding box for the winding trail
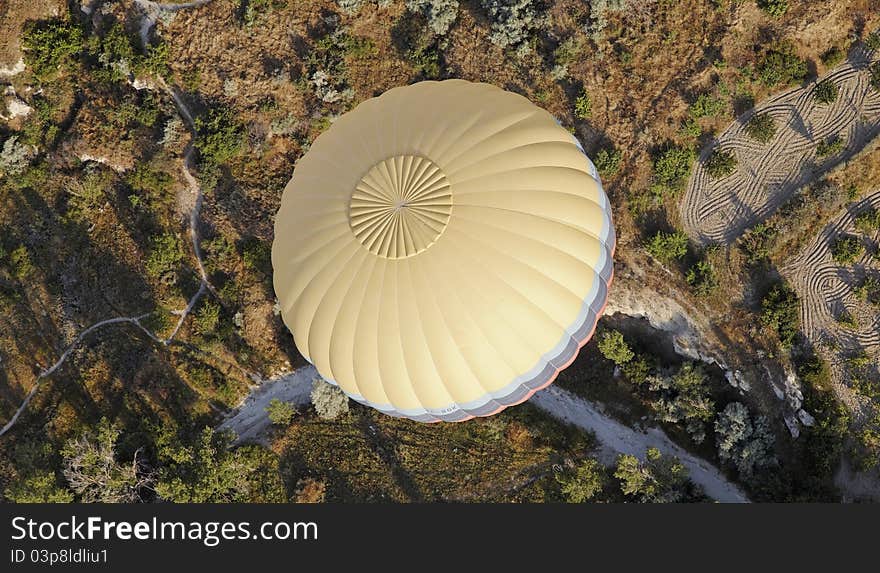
[218,365,750,503]
[0,26,213,436]
[132,0,215,48]
[0,315,160,436]
[681,47,880,245]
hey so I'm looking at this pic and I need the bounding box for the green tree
[194,107,244,166]
[61,418,153,503]
[652,146,695,196]
[760,282,800,346]
[597,329,634,365]
[154,427,285,502]
[21,19,83,80]
[613,448,699,503]
[4,472,73,503]
[266,399,298,425]
[557,458,605,502]
[715,402,776,480]
[593,146,622,178]
[646,230,689,263]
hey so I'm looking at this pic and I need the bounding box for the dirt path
[0,46,212,436]
[681,47,880,245]
[218,365,750,502]
[132,0,215,47]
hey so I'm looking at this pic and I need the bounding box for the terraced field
[782,190,880,414]
[681,48,880,246]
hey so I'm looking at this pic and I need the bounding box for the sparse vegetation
[574,91,592,119]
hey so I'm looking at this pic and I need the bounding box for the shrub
[866,29,880,52]
[686,259,718,296]
[760,282,800,346]
[646,230,689,263]
[613,448,700,503]
[146,233,184,280]
[593,147,622,178]
[688,93,725,119]
[405,0,460,35]
[854,276,880,305]
[854,208,880,234]
[574,92,592,119]
[597,329,634,365]
[869,62,880,91]
[744,113,777,143]
[813,80,838,104]
[194,300,221,334]
[0,136,32,175]
[556,458,605,502]
[816,135,845,158]
[266,398,298,425]
[758,42,807,87]
[8,245,35,279]
[336,0,365,14]
[311,379,350,420]
[21,19,83,79]
[831,235,863,265]
[587,0,625,42]
[715,402,776,480]
[705,148,737,179]
[739,222,777,262]
[756,0,788,17]
[651,146,695,196]
[194,107,244,166]
[480,0,542,54]
[820,46,845,67]
[4,472,73,503]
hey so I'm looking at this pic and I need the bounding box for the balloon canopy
[273,80,615,422]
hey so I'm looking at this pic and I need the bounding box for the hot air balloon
[273,80,615,422]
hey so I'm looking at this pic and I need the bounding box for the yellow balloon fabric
[273,80,615,422]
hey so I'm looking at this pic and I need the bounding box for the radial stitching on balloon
[349,155,453,259]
